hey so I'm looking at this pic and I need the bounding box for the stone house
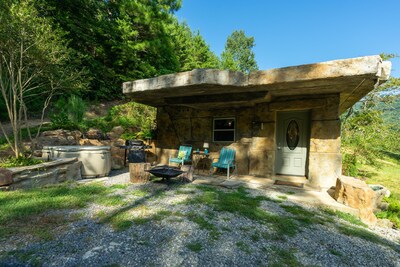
[123,55,391,189]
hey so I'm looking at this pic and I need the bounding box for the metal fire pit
[146,165,185,180]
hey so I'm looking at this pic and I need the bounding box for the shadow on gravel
[1,180,400,267]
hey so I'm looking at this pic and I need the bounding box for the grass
[186,241,203,252]
[185,186,305,239]
[236,241,251,254]
[269,246,300,267]
[338,225,399,252]
[187,212,221,240]
[0,182,125,239]
[322,209,366,227]
[360,153,400,228]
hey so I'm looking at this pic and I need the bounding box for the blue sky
[176,0,400,77]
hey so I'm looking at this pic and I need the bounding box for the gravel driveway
[1,174,399,267]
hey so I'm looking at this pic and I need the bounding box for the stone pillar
[248,103,276,176]
[308,95,342,189]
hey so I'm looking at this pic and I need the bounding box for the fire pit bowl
[146,165,185,180]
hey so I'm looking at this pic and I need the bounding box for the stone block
[308,152,342,189]
[310,120,341,153]
[174,118,192,141]
[311,94,340,120]
[248,149,274,176]
[334,176,377,225]
[191,118,212,141]
[229,143,249,175]
[0,168,13,186]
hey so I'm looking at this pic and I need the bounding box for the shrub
[342,153,358,177]
[50,95,87,130]
[68,95,86,124]
[376,195,400,228]
[0,157,43,168]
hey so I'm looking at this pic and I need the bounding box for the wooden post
[180,165,194,182]
[129,163,151,183]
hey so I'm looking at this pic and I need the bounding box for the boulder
[334,176,377,225]
[0,168,13,186]
[85,128,104,140]
[112,126,124,135]
[368,184,391,212]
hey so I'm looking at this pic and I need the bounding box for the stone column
[308,95,342,189]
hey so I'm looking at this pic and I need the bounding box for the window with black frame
[213,118,235,142]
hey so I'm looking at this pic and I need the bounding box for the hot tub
[42,146,111,178]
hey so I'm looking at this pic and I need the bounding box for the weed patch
[269,246,300,267]
[236,241,251,254]
[186,241,203,252]
[322,209,366,227]
[338,225,398,252]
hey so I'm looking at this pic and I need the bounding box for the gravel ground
[1,170,399,267]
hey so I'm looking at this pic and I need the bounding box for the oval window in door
[286,120,299,150]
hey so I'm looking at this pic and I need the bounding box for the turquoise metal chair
[210,147,236,178]
[169,145,192,166]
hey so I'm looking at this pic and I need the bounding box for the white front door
[275,111,309,176]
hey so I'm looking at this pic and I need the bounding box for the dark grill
[120,140,152,165]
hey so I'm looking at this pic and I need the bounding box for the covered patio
[123,55,391,189]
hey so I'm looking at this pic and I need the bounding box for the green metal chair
[210,147,236,178]
[169,145,192,166]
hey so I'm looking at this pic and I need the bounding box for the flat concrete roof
[123,55,391,113]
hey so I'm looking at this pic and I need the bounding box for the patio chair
[210,147,236,179]
[168,145,192,166]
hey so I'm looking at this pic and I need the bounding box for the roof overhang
[123,55,391,113]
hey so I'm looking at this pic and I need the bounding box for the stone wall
[3,158,82,190]
[155,94,341,188]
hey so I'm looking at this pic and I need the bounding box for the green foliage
[342,153,359,177]
[108,102,156,139]
[220,30,258,73]
[34,0,183,100]
[376,196,400,228]
[341,53,400,177]
[68,95,86,124]
[168,20,219,71]
[0,157,43,168]
[0,0,85,156]
[50,95,87,130]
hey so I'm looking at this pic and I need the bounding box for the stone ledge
[2,158,82,190]
[8,158,78,175]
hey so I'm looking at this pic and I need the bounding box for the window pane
[214,131,234,142]
[214,119,235,130]
[286,120,299,150]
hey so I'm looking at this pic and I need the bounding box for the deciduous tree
[0,0,84,157]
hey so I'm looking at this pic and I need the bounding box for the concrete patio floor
[192,172,359,216]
